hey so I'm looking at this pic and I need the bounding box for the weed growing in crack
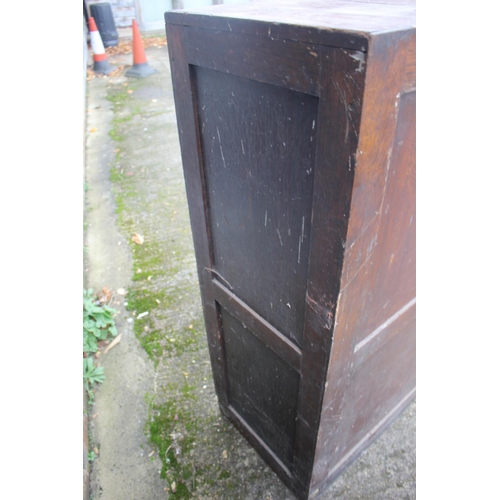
[83,289,118,353]
[83,357,105,393]
[83,289,118,398]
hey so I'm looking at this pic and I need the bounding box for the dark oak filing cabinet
[165,1,415,498]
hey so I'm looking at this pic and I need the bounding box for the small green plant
[83,356,105,392]
[83,289,118,398]
[88,451,97,462]
[83,289,118,353]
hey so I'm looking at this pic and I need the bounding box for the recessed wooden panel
[220,306,300,469]
[331,321,416,458]
[194,66,318,347]
[351,90,416,348]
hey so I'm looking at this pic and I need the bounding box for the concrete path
[84,39,415,500]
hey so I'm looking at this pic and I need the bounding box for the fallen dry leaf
[105,37,167,57]
[222,450,228,460]
[171,482,177,493]
[98,286,112,303]
[89,127,97,133]
[108,65,125,77]
[86,64,124,80]
[148,450,155,457]
[132,233,144,245]
[103,333,122,354]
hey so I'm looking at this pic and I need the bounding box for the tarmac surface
[84,34,415,500]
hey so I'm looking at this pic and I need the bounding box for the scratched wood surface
[166,1,415,498]
[193,65,318,348]
[310,29,416,498]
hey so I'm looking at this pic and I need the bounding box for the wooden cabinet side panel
[311,30,416,496]
[168,22,355,500]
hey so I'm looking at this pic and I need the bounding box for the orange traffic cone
[125,20,157,78]
[88,17,113,75]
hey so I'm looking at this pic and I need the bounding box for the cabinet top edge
[165,0,415,44]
